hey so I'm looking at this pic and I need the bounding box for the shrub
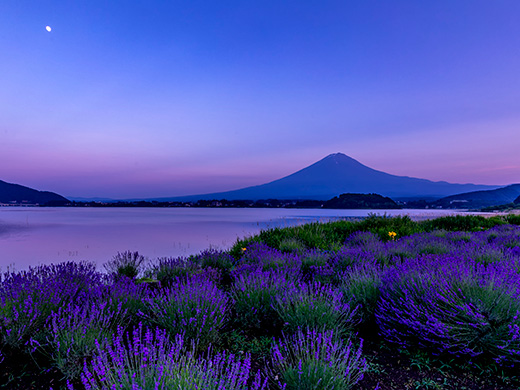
[231,268,297,336]
[41,299,127,380]
[345,231,383,249]
[191,249,235,286]
[300,250,335,284]
[273,281,358,336]
[141,274,229,351]
[505,213,520,226]
[356,214,419,241]
[376,254,520,365]
[104,251,147,279]
[80,323,267,390]
[422,215,504,232]
[192,249,235,270]
[338,260,383,326]
[242,242,302,272]
[343,231,397,265]
[279,238,306,253]
[232,215,514,255]
[232,220,358,254]
[153,256,202,286]
[269,328,366,390]
[458,241,509,265]
[0,262,102,349]
[482,225,520,250]
[99,276,150,326]
[330,246,376,273]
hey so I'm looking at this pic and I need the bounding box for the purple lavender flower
[338,259,383,325]
[141,274,229,351]
[273,281,359,336]
[0,261,102,349]
[269,328,366,390]
[153,256,203,286]
[79,322,267,390]
[44,299,128,380]
[231,267,299,335]
[242,242,302,271]
[376,253,520,365]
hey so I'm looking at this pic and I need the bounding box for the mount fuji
[157,153,499,201]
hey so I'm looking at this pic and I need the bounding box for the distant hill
[434,184,520,209]
[322,193,400,209]
[156,153,498,201]
[67,197,117,202]
[0,180,69,205]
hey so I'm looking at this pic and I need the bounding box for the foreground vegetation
[1,214,520,389]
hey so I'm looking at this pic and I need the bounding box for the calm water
[0,207,474,271]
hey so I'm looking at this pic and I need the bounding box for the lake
[0,207,477,271]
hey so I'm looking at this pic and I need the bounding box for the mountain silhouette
[161,153,498,201]
[434,184,520,209]
[0,180,69,205]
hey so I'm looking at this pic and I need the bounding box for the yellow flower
[241,247,247,252]
[388,231,397,240]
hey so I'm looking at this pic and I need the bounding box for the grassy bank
[1,214,520,389]
[231,213,520,255]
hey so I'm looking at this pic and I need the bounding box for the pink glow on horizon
[2,115,519,198]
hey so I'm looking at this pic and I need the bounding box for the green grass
[231,214,519,256]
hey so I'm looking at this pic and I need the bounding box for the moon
[45,26,52,32]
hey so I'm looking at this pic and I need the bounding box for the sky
[1,0,519,199]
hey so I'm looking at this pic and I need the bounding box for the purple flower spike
[141,274,229,351]
[81,323,267,390]
[269,328,366,390]
[376,253,520,365]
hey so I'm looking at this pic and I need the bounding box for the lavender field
[1,215,520,389]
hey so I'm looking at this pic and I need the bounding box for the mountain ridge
[434,184,520,209]
[0,180,69,205]
[152,153,499,202]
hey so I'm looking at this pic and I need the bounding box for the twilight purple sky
[1,1,519,199]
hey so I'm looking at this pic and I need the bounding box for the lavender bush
[80,323,267,390]
[299,250,337,284]
[376,254,520,365]
[153,256,202,286]
[152,254,223,287]
[334,226,520,271]
[193,248,235,271]
[104,250,147,279]
[80,324,184,390]
[0,262,102,349]
[100,276,150,325]
[330,246,379,274]
[42,299,127,380]
[242,242,302,272]
[278,237,306,253]
[231,267,298,336]
[338,260,383,325]
[273,281,358,336]
[269,328,366,390]
[141,274,229,351]
[477,224,520,251]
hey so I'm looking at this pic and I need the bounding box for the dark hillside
[0,180,69,205]
[322,193,400,209]
[434,184,520,209]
